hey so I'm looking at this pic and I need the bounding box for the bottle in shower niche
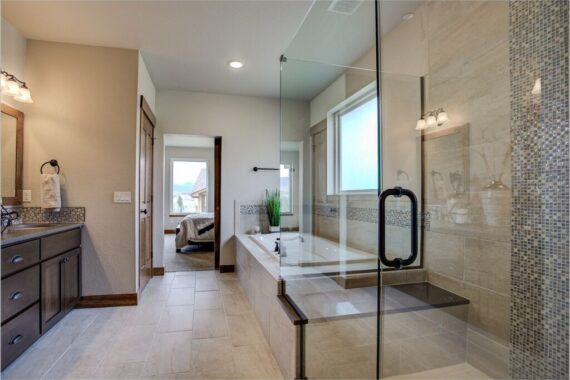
[480,180,510,226]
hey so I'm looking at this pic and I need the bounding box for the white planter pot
[269,226,280,233]
[481,181,511,227]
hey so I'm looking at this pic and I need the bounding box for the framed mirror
[2,103,24,205]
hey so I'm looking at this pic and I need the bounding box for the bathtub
[248,232,377,276]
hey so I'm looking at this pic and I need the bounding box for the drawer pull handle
[10,255,24,264]
[9,291,24,300]
[9,335,23,345]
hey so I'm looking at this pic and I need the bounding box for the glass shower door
[377,1,515,379]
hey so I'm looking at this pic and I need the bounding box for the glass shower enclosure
[279,0,567,379]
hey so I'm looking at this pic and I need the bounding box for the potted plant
[265,189,281,233]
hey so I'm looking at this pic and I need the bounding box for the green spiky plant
[264,189,281,227]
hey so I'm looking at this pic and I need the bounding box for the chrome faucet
[1,205,19,233]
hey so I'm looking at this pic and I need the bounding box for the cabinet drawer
[2,266,40,323]
[1,240,40,278]
[41,229,81,260]
[1,303,40,370]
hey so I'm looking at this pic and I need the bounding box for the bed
[175,213,215,250]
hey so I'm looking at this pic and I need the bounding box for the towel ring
[40,159,60,174]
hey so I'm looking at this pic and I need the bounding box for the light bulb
[531,78,541,95]
[0,73,7,90]
[416,119,426,130]
[426,115,437,128]
[14,86,33,103]
[228,60,244,69]
[436,111,449,125]
[5,79,20,96]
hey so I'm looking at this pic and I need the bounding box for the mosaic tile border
[509,0,569,378]
[240,204,430,229]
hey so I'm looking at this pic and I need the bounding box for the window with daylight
[171,160,208,214]
[280,164,292,214]
[336,94,378,193]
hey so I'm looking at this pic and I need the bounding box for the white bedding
[175,213,215,249]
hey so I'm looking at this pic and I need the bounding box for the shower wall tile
[509,0,569,378]
[464,238,511,295]
[424,231,464,281]
[466,327,509,379]
[428,272,510,344]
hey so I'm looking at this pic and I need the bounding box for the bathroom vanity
[1,224,83,370]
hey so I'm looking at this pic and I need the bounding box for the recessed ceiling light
[402,12,414,21]
[228,60,244,69]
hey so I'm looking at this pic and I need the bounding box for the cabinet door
[41,255,64,333]
[62,249,81,312]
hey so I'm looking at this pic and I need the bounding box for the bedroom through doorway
[162,134,221,272]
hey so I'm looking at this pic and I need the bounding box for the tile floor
[2,271,283,380]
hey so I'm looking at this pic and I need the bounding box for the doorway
[139,96,155,293]
[162,134,221,272]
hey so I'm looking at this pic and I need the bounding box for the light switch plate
[113,191,131,203]
[22,190,32,202]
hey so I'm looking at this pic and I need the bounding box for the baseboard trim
[164,229,176,234]
[77,293,138,308]
[219,265,235,273]
[153,267,165,276]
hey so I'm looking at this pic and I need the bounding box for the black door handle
[140,209,148,215]
[379,187,418,269]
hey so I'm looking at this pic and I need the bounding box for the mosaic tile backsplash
[510,0,569,378]
[6,206,85,224]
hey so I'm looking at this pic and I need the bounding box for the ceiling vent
[327,0,362,15]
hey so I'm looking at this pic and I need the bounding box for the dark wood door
[41,255,64,332]
[62,249,80,311]
[139,97,156,293]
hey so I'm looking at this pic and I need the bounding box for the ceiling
[2,0,422,99]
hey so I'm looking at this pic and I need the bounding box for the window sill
[281,212,294,216]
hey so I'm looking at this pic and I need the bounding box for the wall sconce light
[416,108,449,130]
[1,70,33,103]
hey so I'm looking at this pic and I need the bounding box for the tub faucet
[274,238,280,253]
[1,205,19,233]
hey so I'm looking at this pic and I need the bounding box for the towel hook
[40,159,60,174]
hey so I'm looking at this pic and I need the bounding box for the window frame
[169,158,210,216]
[328,82,378,195]
[280,163,293,215]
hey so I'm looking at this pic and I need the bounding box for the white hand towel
[40,174,61,212]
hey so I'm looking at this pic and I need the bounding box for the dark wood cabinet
[62,249,81,311]
[1,227,82,370]
[41,248,81,332]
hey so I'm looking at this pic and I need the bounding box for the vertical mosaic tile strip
[20,207,85,224]
[510,1,569,378]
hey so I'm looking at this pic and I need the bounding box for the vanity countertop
[1,223,84,247]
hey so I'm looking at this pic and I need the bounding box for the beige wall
[156,90,280,266]
[1,18,27,109]
[24,40,139,296]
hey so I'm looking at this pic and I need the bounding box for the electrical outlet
[22,190,32,202]
[113,191,131,203]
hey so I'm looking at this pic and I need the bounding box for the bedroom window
[171,160,208,215]
[280,164,292,214]
[329,85,378,194]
